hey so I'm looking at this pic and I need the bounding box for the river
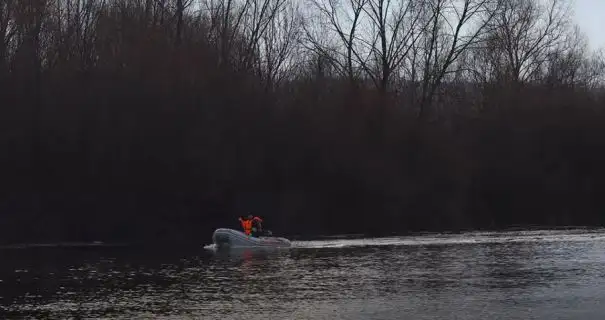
[1,229,605,319]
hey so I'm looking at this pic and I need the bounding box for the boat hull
[212,228,292,249]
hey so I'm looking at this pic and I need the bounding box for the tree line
[0,0,604,244]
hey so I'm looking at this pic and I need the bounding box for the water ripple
[2,229,605,319]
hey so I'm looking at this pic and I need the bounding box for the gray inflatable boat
[212,228,292,249]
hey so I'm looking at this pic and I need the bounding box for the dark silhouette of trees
[0,0,604,245]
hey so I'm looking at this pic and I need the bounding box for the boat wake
[203,244,217,251]
[202,228,605,251]
[291,229,605,249]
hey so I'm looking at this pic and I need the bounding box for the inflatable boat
[211,228,292,249]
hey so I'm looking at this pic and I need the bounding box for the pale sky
[573,0,605,50]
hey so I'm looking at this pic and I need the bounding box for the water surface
[2,229,605,319]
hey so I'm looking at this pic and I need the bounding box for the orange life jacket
[240,219,253,235]
[240,217,262,235]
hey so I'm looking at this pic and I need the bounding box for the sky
[573,0,605,50]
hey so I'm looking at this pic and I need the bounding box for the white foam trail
[203,244,217,251]
[292,229,605,249]
[199,229,605,250]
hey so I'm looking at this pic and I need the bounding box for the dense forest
[0,0,604,245]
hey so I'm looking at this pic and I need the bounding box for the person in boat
[239,214,263,237]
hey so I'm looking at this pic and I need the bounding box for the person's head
[247,214,253,220]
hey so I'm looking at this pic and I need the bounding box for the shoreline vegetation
[1,0,605,245]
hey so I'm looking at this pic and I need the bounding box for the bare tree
[484,0,571,84]
[304,0,427,92]
[11,0,49,80]
[176,0,196,46]
[581,49,605,89]
[414,0,501,119]
[543,25,586,87]
[237,0,288,70]
[543,26,605,90]
[255,0,300,91]
[362,0,425,93]
[201,0,288,71]
[45,0,104,71]
[0,0,16,73]
[203,0,251,67]
[303,0,369,82]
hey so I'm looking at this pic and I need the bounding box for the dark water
[2,230,605,319]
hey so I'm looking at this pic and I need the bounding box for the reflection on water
[2,230,605,319]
